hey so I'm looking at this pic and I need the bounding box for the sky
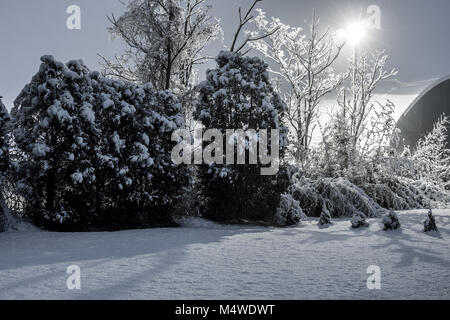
[1,0,450,115]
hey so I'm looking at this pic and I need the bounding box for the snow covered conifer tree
[383,209,401,231]
[318,208,332,226]
[93,78,186,228]
[194,51,289,223]
[63,64,104,228]
[133,88,187,225]
[424,209,438,232]
[275,193,305,226]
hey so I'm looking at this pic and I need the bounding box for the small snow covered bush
[194,51,289,223]
[382,209,401,231]
[274,193,305,226]
[424,209,438,233]
[351,212,369,229]
[318,208,332,226]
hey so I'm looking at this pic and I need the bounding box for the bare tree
[247,9,347,165]
[100,0,221,97]
[322,50,398,178]
[338,50,397,150]
[229,0,278,54]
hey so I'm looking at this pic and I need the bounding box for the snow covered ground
[0,210,449,300]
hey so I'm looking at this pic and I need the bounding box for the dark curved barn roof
[397,76,450,149]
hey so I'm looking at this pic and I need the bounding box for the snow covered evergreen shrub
[11,55,186,231]
[90,76,186,228]
[11,56,86,229]
[318,208,332,226]
[382,209,401,231]
[351,212,369,229]
[274,193,305,226]
[290,176,385,218]
[194,51,289,223]
[424,209,438,233]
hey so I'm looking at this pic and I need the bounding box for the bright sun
[346,21,367,46]
[338,21,368,46]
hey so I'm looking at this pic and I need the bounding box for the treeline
[1,0,449,231]
[0,52,292,231]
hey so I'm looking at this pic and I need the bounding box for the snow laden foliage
[356,115,450,210]
[412,115,450,186]
[362,177,450,211]
[298,48,449,213]
[274,193,305,226]
[289,176,386,218]
[382,209,401,231]
[193,51,290,223]
[318,208,332,226]
[246,9,346,166]
[351,212,369,229]
[10,55,186,231]
[424,209,438,233]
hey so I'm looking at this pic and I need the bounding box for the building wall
[397,78,450,149]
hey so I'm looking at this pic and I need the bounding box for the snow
[0,210,449,300]
[142,133,150,146]
[102,97,114,109]
[71,171,83,184]
[32,143,50,157]
[80,103,95,124]
[47,101,72,123]
[111,132,125,153]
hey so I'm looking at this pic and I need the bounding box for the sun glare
[344,21,368,46]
